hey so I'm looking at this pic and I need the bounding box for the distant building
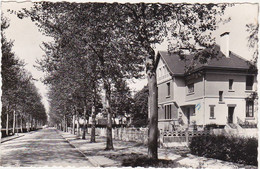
[155,32,257,131]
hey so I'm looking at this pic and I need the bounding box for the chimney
[220,32,230,58]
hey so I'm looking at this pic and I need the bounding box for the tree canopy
[1,15,47,130]
[16,2,228,158]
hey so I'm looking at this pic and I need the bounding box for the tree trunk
[13,110,16,135]
[35,119,37,130]
[31,116,33,130]
[72,114,76,135]
[66,118,68,132]
[16,113,18,134]
[82,106,87,139]
[105,87,114,150]
[77,114,80,137]
[91,105,96,143]
[86,117,89,134]
[6,112,9,136]
[63,115,66,132]
[64,118,67,132]
[147,50,158,159]
[20,117,23,133]
[26,119,29,132]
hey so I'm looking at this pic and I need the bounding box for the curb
[1,134,25,143]
[57,131,98,167]
[87,157,101,167]
[57,131,120,167]
[87,156,121,167]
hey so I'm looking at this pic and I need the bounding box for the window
[163,66,166,75]
[229,79,233,90]
[219,91,223,101]
[209,105,215,118]
[188,83,194,94]
[165,105,172,119]
[246,76,254,90]
[167,82,170,96]
[246,100,254,117]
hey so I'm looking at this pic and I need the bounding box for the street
[0,128,93,167]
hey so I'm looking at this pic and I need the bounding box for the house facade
[156,33,257,131]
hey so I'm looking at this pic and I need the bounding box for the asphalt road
[0,128,93,167]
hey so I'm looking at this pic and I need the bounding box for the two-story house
[156,32,257,131]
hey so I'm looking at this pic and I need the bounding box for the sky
[1,1,259,113]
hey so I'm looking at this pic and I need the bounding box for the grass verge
[106,153,182,168]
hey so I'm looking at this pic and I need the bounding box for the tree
[115,3,228,159]
[1,15,20,135]
[1,15,47,135]
[17,2,227,157]
[42,50,97,138]
[131,85,149,127]
[20,2,144,150]
[110,79,133,126]
[246,23,258,68]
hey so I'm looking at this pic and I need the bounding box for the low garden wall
[94,127,211,146]
[113,127,149,144]
[88,127,257,148]
[95,127,149,144]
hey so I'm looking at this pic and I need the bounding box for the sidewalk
[58,130,257,168]
[1,133,25,143]
[1,130,39,143]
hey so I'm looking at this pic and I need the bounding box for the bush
[189,134,258,166]
[204,123,225,130]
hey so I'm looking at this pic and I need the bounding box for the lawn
[105,153,182,168]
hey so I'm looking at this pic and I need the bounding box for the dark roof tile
[158,49,252,75]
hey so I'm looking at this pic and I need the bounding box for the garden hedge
[189,134,257,166]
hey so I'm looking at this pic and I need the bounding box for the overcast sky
[1,1,259,112]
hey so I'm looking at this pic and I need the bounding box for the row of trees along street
[1,16,48,137]
[15,2,230,159]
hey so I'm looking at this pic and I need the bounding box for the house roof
[157,47,254,76]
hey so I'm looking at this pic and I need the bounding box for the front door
[228,107,235,123]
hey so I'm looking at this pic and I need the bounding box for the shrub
[204,123,225,130]
[189,134,258,166]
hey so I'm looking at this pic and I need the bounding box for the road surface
[0,128,93,167]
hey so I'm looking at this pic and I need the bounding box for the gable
[156,56,172,83]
